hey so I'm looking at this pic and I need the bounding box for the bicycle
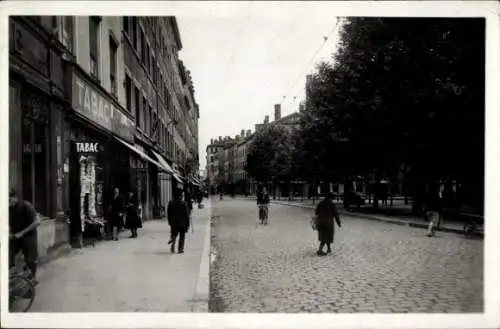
[463,219,482,237]
[9,264,36,312]
[258,204,269,225]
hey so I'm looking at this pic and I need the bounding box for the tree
[245,124,295,185]
[297,17,485,212]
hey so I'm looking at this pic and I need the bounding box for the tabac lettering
[75,142,100,153]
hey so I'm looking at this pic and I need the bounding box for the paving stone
[210,199,484,313]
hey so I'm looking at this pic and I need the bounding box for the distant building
[205,103,302,196]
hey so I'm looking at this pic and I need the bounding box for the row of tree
[245,17,485,214]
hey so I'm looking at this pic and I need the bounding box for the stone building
[9,15,199,253]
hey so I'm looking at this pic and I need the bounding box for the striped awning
[150,150,174,174]
[115,136,170,173]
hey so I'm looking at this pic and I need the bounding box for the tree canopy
[297,17,484,195]
[245,124,295,183]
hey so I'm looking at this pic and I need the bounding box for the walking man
[9,188,41,282]
[426,183,443,237]
[109,188,125,241]
[315,192,341,256]
[167,189,190,254]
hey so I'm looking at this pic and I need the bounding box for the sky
[177,15,342,171]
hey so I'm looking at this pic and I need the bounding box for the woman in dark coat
[315,192,342,256]
[125,191,142,238]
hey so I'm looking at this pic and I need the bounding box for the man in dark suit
[167,189,190,254]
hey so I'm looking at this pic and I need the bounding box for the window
[145,44,150,72]
[125,74,132,112]
[89,16,101,78]
[134,86,141,128]
[143,97,149,134]
[151,55,155,78]
[123,16,129,35]
[109,36,118,96]
[21,91,50,216]
[131,17,138,49]
[141,30,146,64]
[149,107,154,136]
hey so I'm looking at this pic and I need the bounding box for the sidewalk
[29,200,212,312]
[234,195,482,237]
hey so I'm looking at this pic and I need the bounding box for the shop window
[89,16,101,79]
[109,35,118,97]
[21,91,49,217]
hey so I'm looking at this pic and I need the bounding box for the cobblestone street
[209,198,483,313]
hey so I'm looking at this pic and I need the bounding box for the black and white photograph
[1,1,499,329]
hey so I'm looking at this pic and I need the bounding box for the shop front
[9,17,70,260]
[65,65,136,246]
[149,149,175,217]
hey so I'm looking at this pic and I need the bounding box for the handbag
[311,215,318,231]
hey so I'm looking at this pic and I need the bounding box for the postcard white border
[1,1,499,328]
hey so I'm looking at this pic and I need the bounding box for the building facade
[9,16,199,252]
[205,104,302,197]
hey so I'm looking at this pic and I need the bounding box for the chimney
[306,74,313,86]
[235,134,240,141]
[274,104,281,121]
[246,130,251,137]
[210,138,213,144]
[299,104,305,112]
[241,129,245,138]
[219,136,222,142]
[264,115,269,124]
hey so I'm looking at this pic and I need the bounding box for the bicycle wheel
[9,275,35,312]
[463,223,473,236]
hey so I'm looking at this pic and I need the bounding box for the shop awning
[189,176,201,186]
[115,137,170,173]
[173,173,183,184]
[150,150,174,174]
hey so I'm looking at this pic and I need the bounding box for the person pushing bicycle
[9,188,41,283]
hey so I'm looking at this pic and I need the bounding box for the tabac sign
[73,73,135,142]
[74,141,103,154]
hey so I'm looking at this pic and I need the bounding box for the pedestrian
[196,190,203,208]
[167,189,190,254]
[425,183,443,237]
[315,192,341,256]
[9,188,41,282]
[109,187,125,241]
[125,191,142,238]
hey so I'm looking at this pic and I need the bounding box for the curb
[270,201,482,237]
[190,202,211,312]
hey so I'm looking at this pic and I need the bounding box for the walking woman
[315,192,342,256]
[125,191,142,238]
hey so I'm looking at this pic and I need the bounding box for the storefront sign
[75,141,102,153]
[73,74,135,142]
